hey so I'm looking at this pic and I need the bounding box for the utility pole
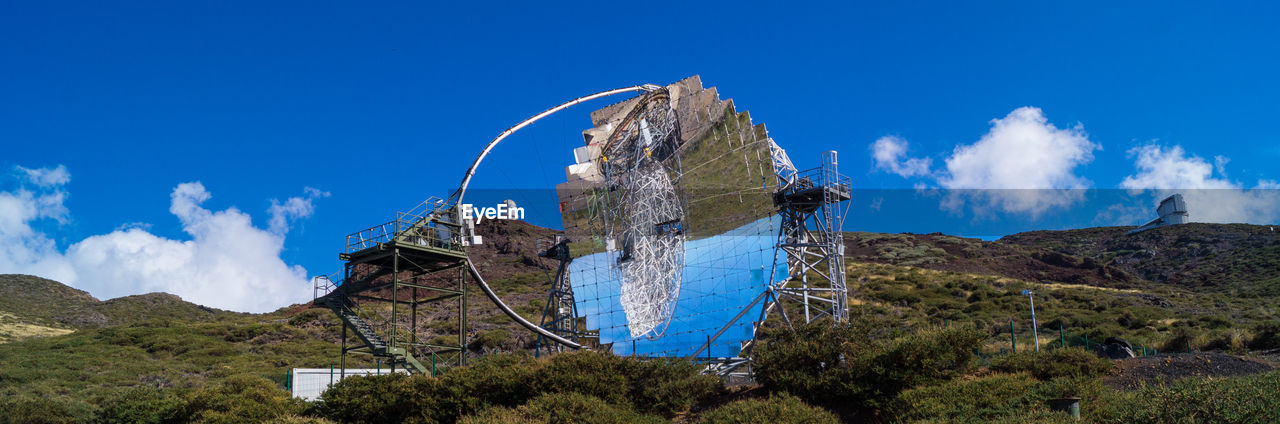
[1022,289,1040,352]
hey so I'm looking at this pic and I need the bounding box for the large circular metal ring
[452,85,662,349]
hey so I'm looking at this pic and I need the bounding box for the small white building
[290,368,408,401]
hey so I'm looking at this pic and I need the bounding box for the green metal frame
[321,198,470,376]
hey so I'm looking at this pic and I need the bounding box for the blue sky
[2,1,1278,310]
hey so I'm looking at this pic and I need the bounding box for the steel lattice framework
[768,149,850,325]
[534,238,589,356]
[693,142,850,378]
[598,91,687,338]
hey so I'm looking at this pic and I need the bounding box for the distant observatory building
[1127,194,1188,235]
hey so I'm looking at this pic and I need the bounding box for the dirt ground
[1104,352,1277,390]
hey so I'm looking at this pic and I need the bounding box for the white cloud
[1120,145,1235,190]
[1120,144,1280,224]
[0,168,77,284]
[15,165,70,187]
[268,187,329,234]
[0,166,321,313]
[871,136,933,177]
[938,107,1099,217]
[1214,155,1230,178]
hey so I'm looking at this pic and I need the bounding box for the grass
[0,311,74,343]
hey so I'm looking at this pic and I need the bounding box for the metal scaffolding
[694,148,851,378]
[595,89,687,341]
[315,197,469,376]
[534,237,594,356]
[769,150,851,324]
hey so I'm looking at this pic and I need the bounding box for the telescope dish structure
[316,76,850,377]
[551,76,851,369]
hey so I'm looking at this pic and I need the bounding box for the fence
[984,319,1191,360]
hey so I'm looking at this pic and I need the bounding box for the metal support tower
[534,237,590,356]
[315,197,469,376]
[692,147,851,378]
[769,149,851,324]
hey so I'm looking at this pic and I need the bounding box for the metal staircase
[322,291,429,374]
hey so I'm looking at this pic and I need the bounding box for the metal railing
[344,197,465,254]
[312,272,339,300]
[791,165,852,198]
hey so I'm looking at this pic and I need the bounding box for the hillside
[0,274,234,342]
[846,223,1280,296]
[843,232,1138,289]
[1001,223,1280,296]
[842,224,1280,344]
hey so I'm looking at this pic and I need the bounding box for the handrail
[343,197,466,254]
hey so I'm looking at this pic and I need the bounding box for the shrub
[890,373,1040,422]
[272,416,336,424]
[180,375,304,423]
[317,374,401,423]
[697,394,839,424]
[287,309,332,327]
[990,348,1111,380]
[1198,315,1235,329]
[752,320,876,408]
[1158,328,1196,353]
[1248,320,1280,350]
[893,373,1126,423]
[530,350,632,406]
[470,329,513,351]
[867,325,987,394]
[624,357,723,416]
[441,354,540,414]
[319,373,458,424]
[1111,370,1280,423]
[753,321,985,415]
[980,410,1077,424]
[0,397,93,424]
[530,350,721,416]
[321,351,720,422]
[94,387,184,423]
[459,392,664,424]
[1195,328,1252,353]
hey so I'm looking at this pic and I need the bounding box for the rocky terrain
[1104,352,1277,390]
[1002,224,1280,295]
